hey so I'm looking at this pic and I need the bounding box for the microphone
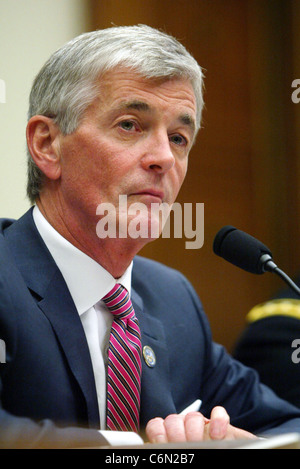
[213,225,300,297]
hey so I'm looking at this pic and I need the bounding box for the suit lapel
[3,209,100,428]
[131,288,176,427]
[38,269,100,427]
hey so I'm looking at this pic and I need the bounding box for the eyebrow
[120,100,151,112]
[118,99,196,135]
[179,113,196,134]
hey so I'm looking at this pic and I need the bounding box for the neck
[36,197,150,278]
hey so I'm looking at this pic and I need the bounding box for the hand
[145,406,257,443]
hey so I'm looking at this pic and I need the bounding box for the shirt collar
[32,206,133,315]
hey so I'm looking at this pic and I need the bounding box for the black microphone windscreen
[213,226,273,274]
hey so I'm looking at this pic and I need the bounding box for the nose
[141,132,175,174]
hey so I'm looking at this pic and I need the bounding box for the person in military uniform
[233,279,300,408]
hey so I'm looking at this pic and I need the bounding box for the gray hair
[27,24,204,203]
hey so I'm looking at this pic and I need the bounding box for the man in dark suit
[2,24,300,448]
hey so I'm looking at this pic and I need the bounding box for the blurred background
[1,0,300,352]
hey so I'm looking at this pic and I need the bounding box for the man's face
[55,68,197,241]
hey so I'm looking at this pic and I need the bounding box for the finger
[184,411,206,441]
[209,406,230,440]
[146,417,168,444]
[163,414,187,442]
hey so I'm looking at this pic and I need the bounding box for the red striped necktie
[103,283,142,432]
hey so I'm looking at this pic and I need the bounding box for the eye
[118,120,138,132]
[169,134,188,146]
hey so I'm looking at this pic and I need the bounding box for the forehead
[94,68,197,122]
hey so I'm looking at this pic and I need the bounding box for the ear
[26,115,62,180]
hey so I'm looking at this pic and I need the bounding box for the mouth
[130,189,165,203]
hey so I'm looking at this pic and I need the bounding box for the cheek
[181,159,189,180]
[173,160,188,193]
[60,134,106,182]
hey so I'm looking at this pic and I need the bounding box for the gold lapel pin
[143,345,156,368]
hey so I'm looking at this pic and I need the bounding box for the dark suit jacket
[1,209,300,448]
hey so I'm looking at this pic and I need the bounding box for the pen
[180,399,202,415]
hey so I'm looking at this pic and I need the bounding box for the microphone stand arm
[260,254,300,298]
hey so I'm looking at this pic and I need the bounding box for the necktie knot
[103,284,134,321]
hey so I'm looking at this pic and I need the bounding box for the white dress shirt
[32,206,143,445]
